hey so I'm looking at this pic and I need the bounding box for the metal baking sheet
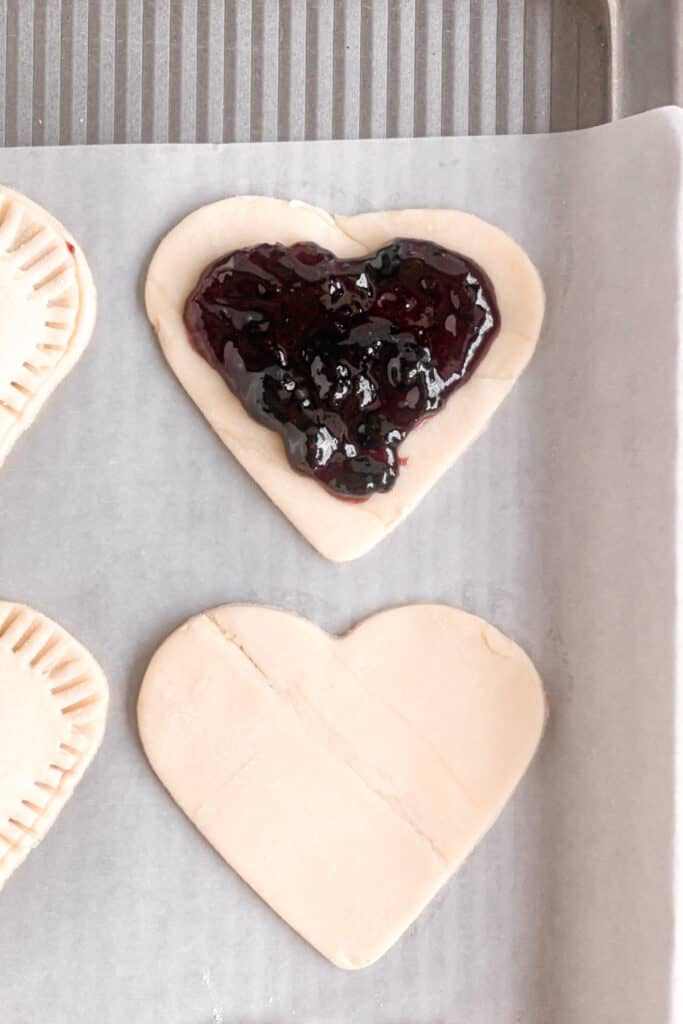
[0,107,680,1022]
[0,0,644,146]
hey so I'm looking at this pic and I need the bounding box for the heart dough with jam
[138,603,545,969]
[145,198,544,560]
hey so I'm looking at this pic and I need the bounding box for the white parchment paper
[0,108,681,1024]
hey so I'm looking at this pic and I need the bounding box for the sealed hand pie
[0,602,108,891]
[138,603,545,968]
[0,186,96,468]
[146,197,544,560]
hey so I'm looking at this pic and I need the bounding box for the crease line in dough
[190,753,260,820]
[200,612,449,866]
[203,612,268,680]
[328,639,484,812]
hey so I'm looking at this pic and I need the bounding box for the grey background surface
[0,108,680,1023]
[2,0,679,148]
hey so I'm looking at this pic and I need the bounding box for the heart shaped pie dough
[0,186,96,468]
[138,604,545,968]
[0,601,108,891]
[145,198,543,561]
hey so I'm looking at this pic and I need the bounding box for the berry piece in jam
[184,238,500,498]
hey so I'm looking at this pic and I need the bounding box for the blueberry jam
[184,238,500,498]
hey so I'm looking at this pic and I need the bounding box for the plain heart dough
[138,604,545,968]
[145,197,544,561]
[0,186,96,468]
[0,602,108,891]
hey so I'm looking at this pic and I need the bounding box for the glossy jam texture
[184,238,500,497]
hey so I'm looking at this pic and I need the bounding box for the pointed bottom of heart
[138,603,545,968]
[0,602,108,891]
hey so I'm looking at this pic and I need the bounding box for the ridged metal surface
[0,0,613,147]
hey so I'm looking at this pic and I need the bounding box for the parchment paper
[0,108,681,1024]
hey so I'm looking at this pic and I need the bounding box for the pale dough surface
[0,601,108,891]
[0,186,96,468]
[138,603,545,968]
[145,197,544,561]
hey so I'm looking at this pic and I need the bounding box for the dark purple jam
[184,238,500,498]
